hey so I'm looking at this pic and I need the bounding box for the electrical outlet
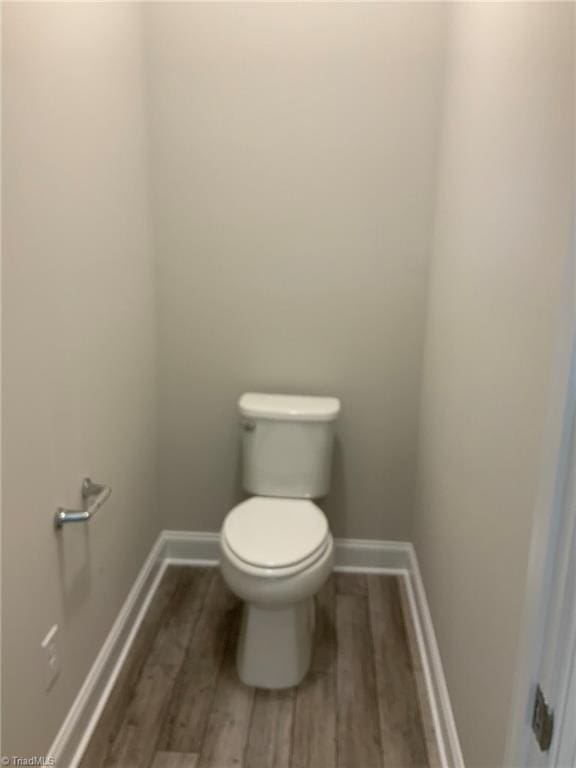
[41,624,60,691]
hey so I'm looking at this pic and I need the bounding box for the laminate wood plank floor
[80,567,435,768]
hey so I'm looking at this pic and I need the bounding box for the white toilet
[220,392,340,689]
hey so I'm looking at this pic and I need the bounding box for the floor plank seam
[286,687,297,768]
[157,570,218,756]
[331,591,339,768]
[196,599,248,768]
[241,670,258,768]
[365,582,385,768]
[150,571,214,768]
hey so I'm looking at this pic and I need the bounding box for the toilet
[220,392,340,689]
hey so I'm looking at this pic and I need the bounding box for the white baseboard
[50,529,463,768]
[162,529,220,565]
[406,544,465,768]
[334,536,411,572]
[48,533,167,768]
[162,528,412,573]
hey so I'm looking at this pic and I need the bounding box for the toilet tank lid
[239,393,341,422]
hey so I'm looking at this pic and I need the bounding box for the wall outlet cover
[41,624,60,691]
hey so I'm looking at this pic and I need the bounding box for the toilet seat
[222,497,330,578]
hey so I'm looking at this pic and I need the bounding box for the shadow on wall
[55,526,92,623]
[232,437,247,509]
[320,437,348,538]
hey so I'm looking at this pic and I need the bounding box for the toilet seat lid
[223,497,329,570]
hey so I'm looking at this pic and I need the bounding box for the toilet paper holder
[55,478,111,528]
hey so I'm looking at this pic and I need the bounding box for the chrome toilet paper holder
[54,478,111,528]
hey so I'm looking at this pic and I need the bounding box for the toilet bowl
[220,392,340,689]
[220,496,334,688]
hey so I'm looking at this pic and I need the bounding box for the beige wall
[144,2,448,539]
[5,2,574,762]
[2,3,159,756]
[413,4,575,766]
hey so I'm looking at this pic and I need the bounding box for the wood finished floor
[80,567,438,768]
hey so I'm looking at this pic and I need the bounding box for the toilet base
[236,597,315,688]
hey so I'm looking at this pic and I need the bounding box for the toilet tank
[239,393,341,499]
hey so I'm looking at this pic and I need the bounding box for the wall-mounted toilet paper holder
[54,478,111,528]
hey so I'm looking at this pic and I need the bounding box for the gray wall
[5,4,573,763]
[144,2,448,539]
[2,4,159,756]
[413,4,575,766]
